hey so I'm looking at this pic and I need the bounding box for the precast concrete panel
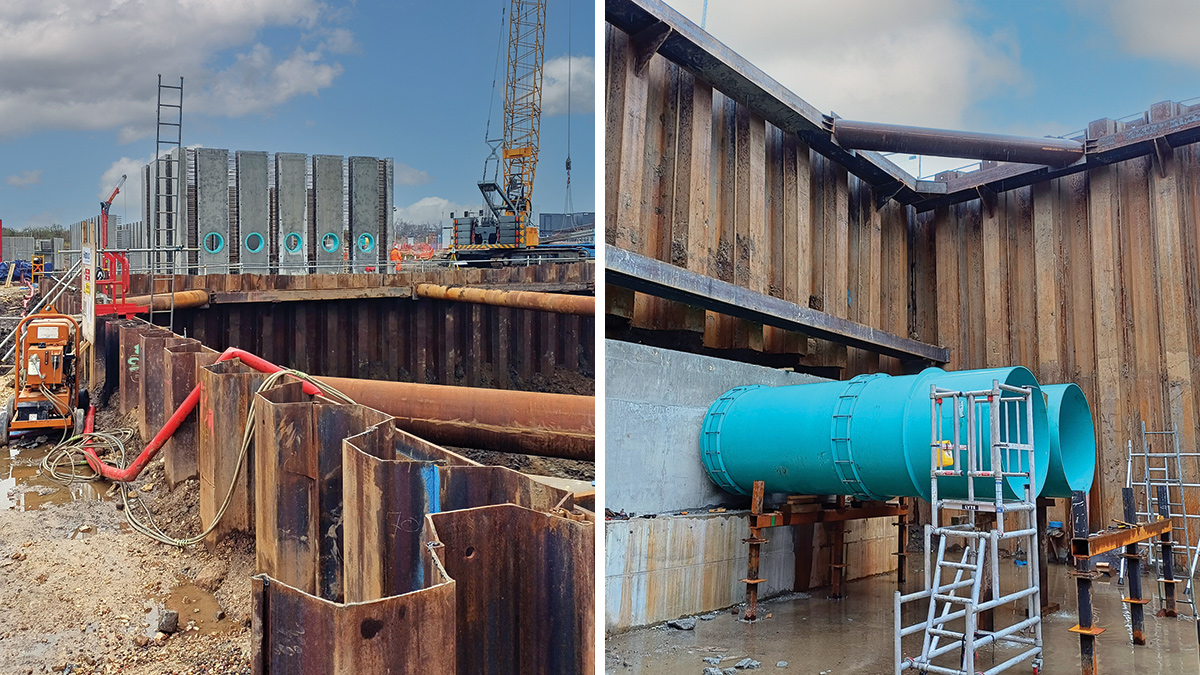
[195,148,230,274]
[2,237,34,262]
[168,148,189,273]
[312,155,344,272]
[135,164,152,272]
[237,151,270,273]
[275,153,308,274]
[146,149,188,273]
[348,156,379,272]
[382,158,394,265]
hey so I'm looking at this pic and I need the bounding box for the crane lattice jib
[502,0,545,223]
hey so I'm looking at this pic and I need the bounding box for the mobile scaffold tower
[894,380,1043,675]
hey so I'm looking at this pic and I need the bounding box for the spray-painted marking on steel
[700,385,765,495]
[830,373,889,501]
[127,343,140,373]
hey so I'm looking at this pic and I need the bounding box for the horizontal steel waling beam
[606,245,948,363]
[1071,517,1171,558]
[749,502,908,528]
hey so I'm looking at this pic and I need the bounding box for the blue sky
[0,0,595,231]
[665,0,1200,178]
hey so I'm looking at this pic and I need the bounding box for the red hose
[82,347,319,482]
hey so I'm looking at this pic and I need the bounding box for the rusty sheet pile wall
[605,23,916,378]
[927,136,1200,528]
[99,318,595,673]
[606,6,1200,536]
[57,263,595,392]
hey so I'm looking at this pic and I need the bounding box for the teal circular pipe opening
[284,232,303,254]
[357,232,375,252]
[700,367,1049,502]
[244,232,265,254]
[203,232,225,254]
[321,232,341,253]
[1039,383,1096,497]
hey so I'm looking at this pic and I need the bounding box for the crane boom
[501,0,546,221]
[453,0,586,263]
[99,174,127,249]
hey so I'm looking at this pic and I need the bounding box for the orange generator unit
[0,306,83,442]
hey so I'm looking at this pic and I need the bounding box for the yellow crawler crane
[453,0,587,263]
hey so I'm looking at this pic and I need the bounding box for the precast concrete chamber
[701,367,1053,502]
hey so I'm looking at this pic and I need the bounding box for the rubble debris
[668,617,697,630]
[193,559,228,592]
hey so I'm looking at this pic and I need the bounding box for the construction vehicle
[0,306,84,443]
[452,0,588,264]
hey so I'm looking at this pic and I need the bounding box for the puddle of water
[143,580,235,637]
[0,443,109,511]
[608,557,1200,675]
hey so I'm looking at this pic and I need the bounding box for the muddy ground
[0,406,594,673]
[606,556,1200,674]
[0,406,255,675]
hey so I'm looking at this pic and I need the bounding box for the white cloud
[98,156,149,213]
[542,54,595,116]
[394,163,432,186]
[5,169,41,188]
[318,27,359,55]
[664,0,1024,129]
[395,197,472,226]
[0,0,345,140]
[189,44,343,118]
[97,145,203,221]
[1097,0,1200,69]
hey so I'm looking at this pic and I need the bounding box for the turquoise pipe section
[1040,383,1096,497]
[701,367,1049,502]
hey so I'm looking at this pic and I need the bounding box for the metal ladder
[895,381,1043,675]
[1128,422,1199,616]
[150,75,183,332]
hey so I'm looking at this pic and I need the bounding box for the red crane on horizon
[99,174,126,249]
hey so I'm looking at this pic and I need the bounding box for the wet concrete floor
[607,557,1199,674]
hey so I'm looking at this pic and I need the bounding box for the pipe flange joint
[830,373,889,501]
[700,385,765,495]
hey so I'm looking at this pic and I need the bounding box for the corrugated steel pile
[97,316,595,674]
